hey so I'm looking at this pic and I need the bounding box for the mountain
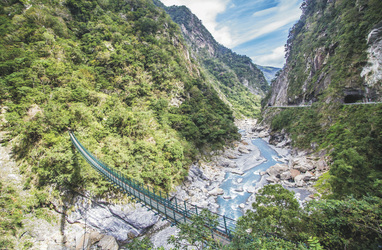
[266,0,382,106]
[263,0,382,200]
[0,0,239,195]
[0,0,243,245]
[153,0,268,118]
[256,65,281,84]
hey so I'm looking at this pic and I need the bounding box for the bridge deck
[69,131,235,244]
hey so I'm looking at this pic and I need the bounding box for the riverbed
[217,137,284,219]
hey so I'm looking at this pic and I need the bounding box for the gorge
[0,0,381,249]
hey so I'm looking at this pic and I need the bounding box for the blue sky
[161,0,304,68]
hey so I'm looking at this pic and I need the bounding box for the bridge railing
[69,131,236,240]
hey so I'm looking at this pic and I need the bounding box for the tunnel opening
[344,94,364,103]
[343,89,365,104]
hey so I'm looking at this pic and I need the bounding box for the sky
[161,0,304,68]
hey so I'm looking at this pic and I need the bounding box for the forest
[0,0,239,247]
[1,0,381,249]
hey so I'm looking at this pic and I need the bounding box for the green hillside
[154,0,267,118]
[0,0,239,194]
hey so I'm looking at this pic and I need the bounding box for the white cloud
[160,0,303,67]
[252,46,286,67]
[252,7,278,18]
[161,0,234,47]
[230,0,302,47]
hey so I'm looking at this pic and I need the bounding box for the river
[217,130,311,220]
[217,137,284,219]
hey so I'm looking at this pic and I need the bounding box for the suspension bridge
[69,131,236,244]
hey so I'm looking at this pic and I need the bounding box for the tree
[168,209,222,250]
[238,184,303,240]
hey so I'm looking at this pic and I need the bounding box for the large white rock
[294,174,306,187]
[266,163,288,177]
[208,188,224,196]
[280,171,291,180]
[231,169,244,175]
[361,26,382,87]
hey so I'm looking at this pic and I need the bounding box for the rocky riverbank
[164,119,329,222]
[0,116,329,249]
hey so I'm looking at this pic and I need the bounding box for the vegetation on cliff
[266,0,382,105]
[0,0,239,196]
[265,0,382,199]
[153,0,267,118]
[261,0,382,248]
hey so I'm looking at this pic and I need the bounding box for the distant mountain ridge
[153,0,268,117]
[256,65,281,84]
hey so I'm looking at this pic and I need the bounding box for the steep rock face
[361,22,382,99]
[162,4,268,96]
[153,0,267,117]
[267,0,382,106]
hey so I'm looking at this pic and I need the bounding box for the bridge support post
[184,201,187,223]
[173,207,177,224]
[164,202,168,220]
[149,188,153,209]
[223,215,228,235]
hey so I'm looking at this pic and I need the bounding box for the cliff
[267,0,382,106]
[153,0,268,117]
[263,0,382,200]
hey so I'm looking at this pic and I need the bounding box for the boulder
[97,235,119,250]
[317,159,328,171]
[257,131,267,138]
[239,203,245,209]
[266,176,280,183]
[280,171,291,180]
[260,171,267,176]
[208,188,224,196]
[290,169,301,179]
[235,187,244,192]
[238,146,250,154]
[111,206,159,230]
[294,174,305,187]
[293,164,308,173]
[76,232,103,250]
[231,169,244,175]
[189,165,209,181]
[303,172,314,181]
[282,181,296,188]
[226,154,238,159]
[218,158,238,168]
[266,163,288,177]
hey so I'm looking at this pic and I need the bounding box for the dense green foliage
[0,0,239,194]
[168,205,307,250]
[265,0,382,202]
[168,209,222,250]
[237,184,382,250]
[262,1,382,248]
[155,2,267,118]
[282,0,382,103]
[269,104,382,199]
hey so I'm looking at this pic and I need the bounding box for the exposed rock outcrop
[267,1,382,106]
[361,22,382,99]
